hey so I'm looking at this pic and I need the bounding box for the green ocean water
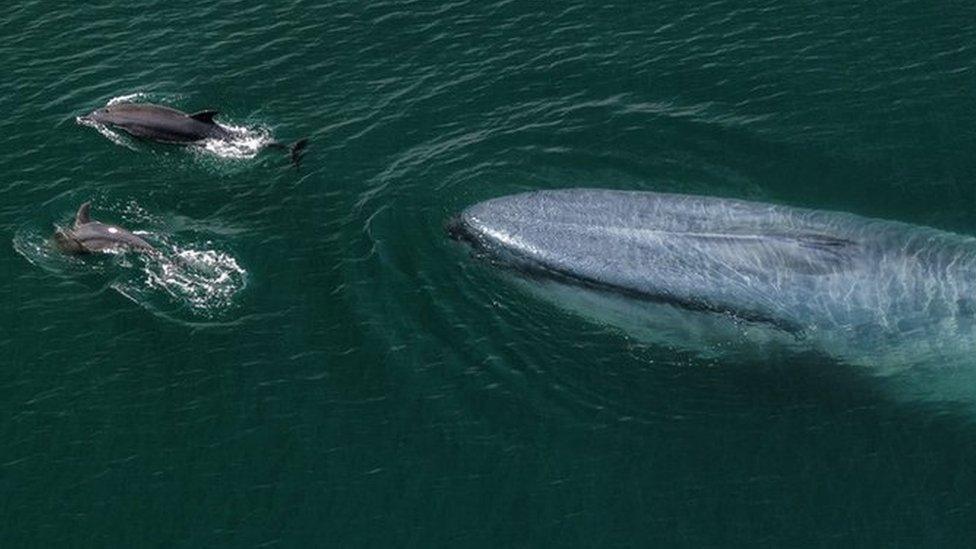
[2,0,976,546]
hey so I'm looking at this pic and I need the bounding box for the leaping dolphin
[54,202,157,256]
[81,102,308,166]
[449,188,976,366]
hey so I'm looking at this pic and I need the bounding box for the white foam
[108,92,151,105]
[197,123,275,160]
[139,245,248,313]
[75,115,138,150]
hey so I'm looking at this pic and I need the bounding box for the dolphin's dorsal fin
[75,202,92,227]
[189,110,219,123]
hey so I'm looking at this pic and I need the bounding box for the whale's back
[455,189,976,344]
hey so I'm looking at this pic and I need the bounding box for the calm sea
[2,0,975,546]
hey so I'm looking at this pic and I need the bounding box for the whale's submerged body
[451,189,976,368]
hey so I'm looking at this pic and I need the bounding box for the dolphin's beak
[52,229,72,252]
[78,108,106,124]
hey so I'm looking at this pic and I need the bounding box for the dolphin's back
[72,222,155,253]
[457,189,976,337]
[94,103,225,142]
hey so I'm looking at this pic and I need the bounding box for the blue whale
[450,189,976,366]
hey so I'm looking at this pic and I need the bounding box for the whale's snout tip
[447,198,530,257]
[446,215,470,242]
[446,212,491,251]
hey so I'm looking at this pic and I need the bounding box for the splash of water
[197,123,275,160]
[75,115,137,150]
[107,92,152,105]
[137,244,247,312]
[105,235,248,321]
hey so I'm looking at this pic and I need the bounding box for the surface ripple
[2,0,976,546]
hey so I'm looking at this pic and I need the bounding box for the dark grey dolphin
[450,189,976,366]
[81,102,308,165]
[54,202,157,255]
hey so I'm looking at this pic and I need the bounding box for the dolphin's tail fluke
[290,138,309,168]
[268,138,310,167]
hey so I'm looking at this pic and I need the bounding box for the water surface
[2,0,975,546]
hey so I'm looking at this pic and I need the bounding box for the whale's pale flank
[450,188,976,366]
[80,102,308,165]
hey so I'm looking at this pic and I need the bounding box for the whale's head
[448,192,542,267]
[448,190,619,280]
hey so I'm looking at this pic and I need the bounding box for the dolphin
[54,202,157,256]
[449,188,976,366]
[81,102,308,166]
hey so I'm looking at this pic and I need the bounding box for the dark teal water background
[2,1,976,546]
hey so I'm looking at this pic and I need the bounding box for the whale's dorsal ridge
[189,110,219,124]
[75,202,92,227]
[672,230,858,276]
